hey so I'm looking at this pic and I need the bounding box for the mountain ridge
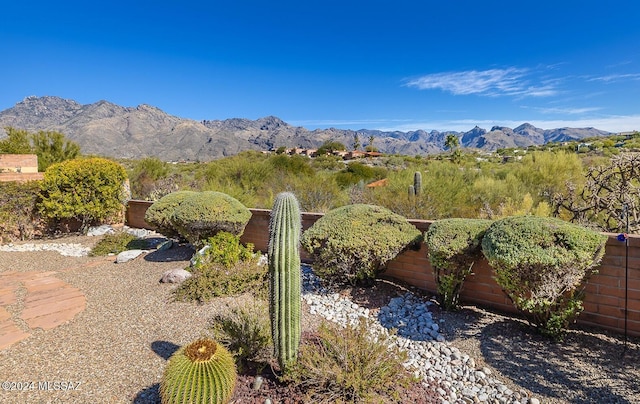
[0,96,611,161]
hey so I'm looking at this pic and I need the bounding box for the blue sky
[2,1,640,133]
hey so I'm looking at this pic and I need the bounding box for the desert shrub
[89,232,147,256]
[481,215,608,338]
[144,190,198,239]
[174,246,265,303]
[335,162,387,188]
[39,157,128,232]
[171,191,252,247]
[128,157,172,200]
[284,319,418,403]
[425,218,492,310]
[210,298,273,369]
[0,181,45,242]
[300,204,422,286]
[191,232,255,269]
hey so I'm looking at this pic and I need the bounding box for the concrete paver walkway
[0,271,86,349]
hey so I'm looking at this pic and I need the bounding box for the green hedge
[170,191,251,247]
[144,190,198,239]
[301,204,422,286]
[482,215,607,338]
[425,218,492,310]
[145,191,251,246]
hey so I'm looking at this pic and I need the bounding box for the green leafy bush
[284,319,418,403]
[210,298,272,369]
[191,232,255,269]
[174,258,267,303]
[335,162,387,188]
[481,215,608,338]
[300,204,422,286]
[171,191,252,247]
[0,181,45,242]
[426,218,492,310]
[144,191,198,239]
[39,157,128,232]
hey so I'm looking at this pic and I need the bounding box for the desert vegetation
[119,131,640,234]
[1,130,639,402]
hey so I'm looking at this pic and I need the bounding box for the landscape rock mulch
[0,235,638,403]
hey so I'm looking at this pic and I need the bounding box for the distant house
[346,151,366,160]
[0,154,44,182]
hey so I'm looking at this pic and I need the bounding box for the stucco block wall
[125,200,640,336]
[0,154,43,182]
[0,154,38,173]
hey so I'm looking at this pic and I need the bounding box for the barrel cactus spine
[160,337,237,404]
[268,192,302,371]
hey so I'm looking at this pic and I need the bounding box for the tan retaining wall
[125,200,640,337]
[0,154,43,182]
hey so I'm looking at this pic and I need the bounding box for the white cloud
[405,68,558,97]
[587,73,640,83]
[526,106,603,115]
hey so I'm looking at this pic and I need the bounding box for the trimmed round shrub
[160,338,237,404]
[170,191,251,247]
[39,157,128,232]
[481,215,608,338]
[300,204,422,286]
[144,191,198,239]
[426,218,492,310]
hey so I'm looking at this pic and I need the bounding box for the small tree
[365,135,377,152]
[39,158,128,232]
[317,140,347,156]
[31,130,81,171]
[444,134,459,151]
[445,134,461,163]
[0,127,32,154]
[481,216,607,338]
[552,153,640,233]
[352,133,361,151]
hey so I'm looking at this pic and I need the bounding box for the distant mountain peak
[0,96,612,160]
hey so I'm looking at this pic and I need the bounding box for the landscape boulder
[160,268,192,283]
[116,249,145,263]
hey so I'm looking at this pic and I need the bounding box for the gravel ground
[0,235,638,404]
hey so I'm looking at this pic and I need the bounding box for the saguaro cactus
[268,192,302,370]
[413,171,422,196]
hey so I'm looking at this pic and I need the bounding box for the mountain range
[0,96,611,161]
